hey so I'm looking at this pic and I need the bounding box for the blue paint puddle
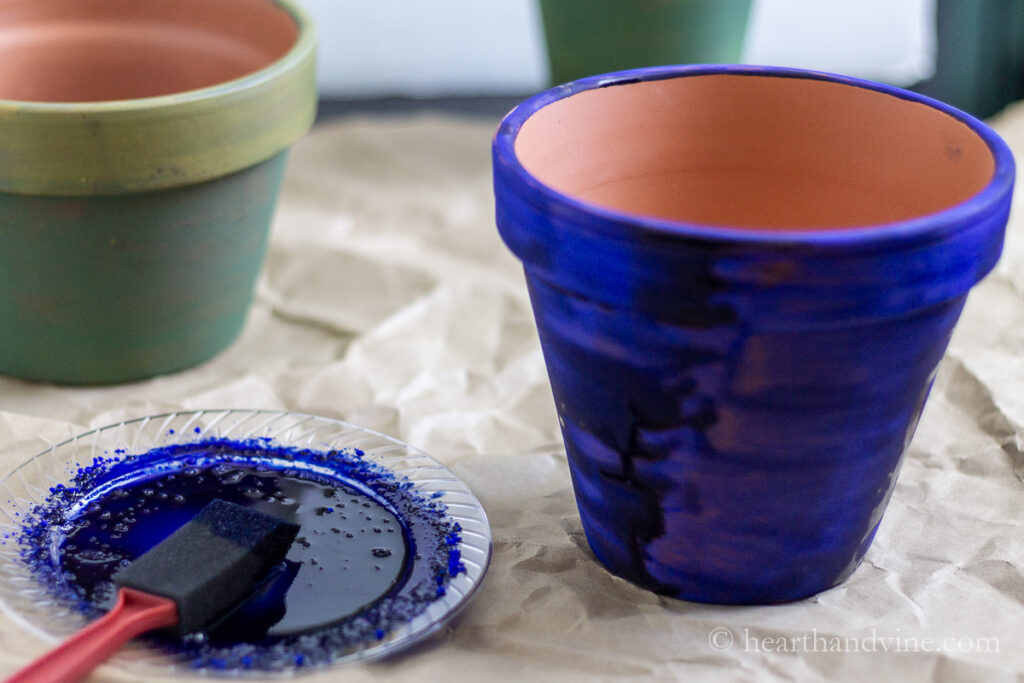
[15,437,464,672]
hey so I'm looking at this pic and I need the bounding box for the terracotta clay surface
[515,74,996,229]
[0,0,298,102]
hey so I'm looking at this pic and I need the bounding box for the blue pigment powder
[15,437,465,672]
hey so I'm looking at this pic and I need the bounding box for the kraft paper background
[1,104,1023,682]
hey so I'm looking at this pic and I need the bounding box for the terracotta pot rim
[0,0,314,112]
[0,0,317,197]
[494,64,1016,247]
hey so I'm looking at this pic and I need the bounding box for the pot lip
[494,64,1017,248]
[0,0,315,115]
[0,0,317,196]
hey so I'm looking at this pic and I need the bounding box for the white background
[294,0,936,98]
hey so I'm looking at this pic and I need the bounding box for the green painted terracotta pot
[0,0,317,384]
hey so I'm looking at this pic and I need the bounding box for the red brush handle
[5,588,177,683]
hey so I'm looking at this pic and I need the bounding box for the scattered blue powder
[15,437,465,672]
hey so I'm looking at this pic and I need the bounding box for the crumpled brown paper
[1,106,1023,682]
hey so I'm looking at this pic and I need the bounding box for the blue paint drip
[15,437,465,672]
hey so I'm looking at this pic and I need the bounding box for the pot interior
[0,0,298,102]
[514,73,996,230]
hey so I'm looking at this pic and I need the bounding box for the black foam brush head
[113,499,300,635]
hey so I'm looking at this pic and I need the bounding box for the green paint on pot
[539,0,752,85]
[0,153,289,385]
[0,0,317,384]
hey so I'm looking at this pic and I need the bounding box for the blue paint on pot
[493,65,1015,604]
[15,438,464,671]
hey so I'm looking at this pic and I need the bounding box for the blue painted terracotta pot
[493,65,1015,604]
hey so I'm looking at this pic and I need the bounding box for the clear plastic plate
[0,410,491,676]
